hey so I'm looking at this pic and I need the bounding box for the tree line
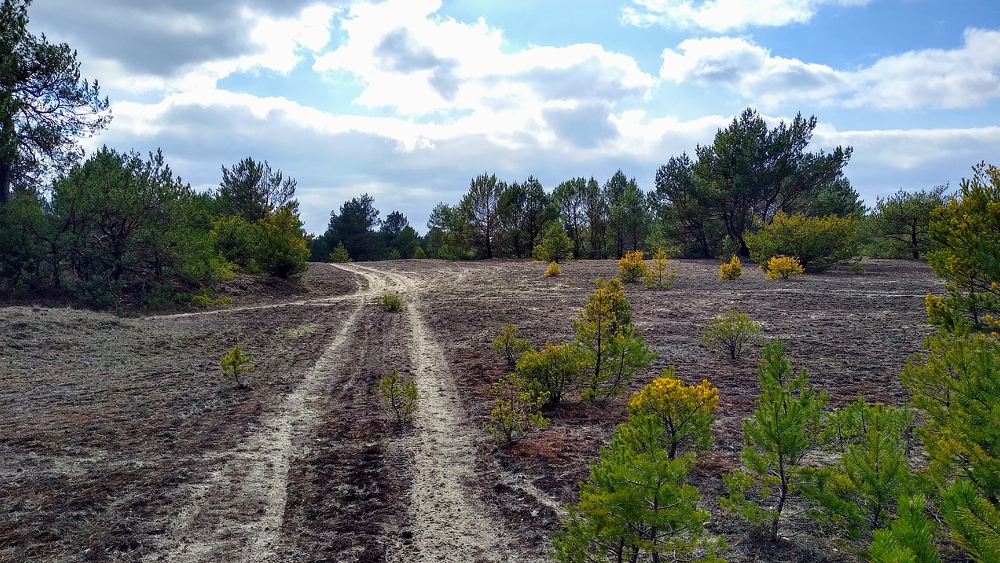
[311,108,947,266]
[0,0,954,311]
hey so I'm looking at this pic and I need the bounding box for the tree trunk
[0,157,11,204]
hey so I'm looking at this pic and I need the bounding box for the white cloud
[622,0,876,32]
[312,0,655,150]
[659,29,1000,110]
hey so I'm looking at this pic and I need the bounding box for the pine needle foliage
[722,339,827,542]
[869,494,941,563]
[545,261,562,276]
[926,162,1000,332]
[643,247,677,289]
[220,344,254,388]
[330,241,352,263]
[484,372,549,446]
[804,399,914,539]
[491,323,532,367]
[618,250,648,283]
[627,367,719,459]
[376,368,418,425]
[701,309,762,360]
[573,278,654,403]
[534,222,575,263]
[516,341,584,409]
[552,413,725,563]
[377,292,403,311]
[902,331,1000,561]
[719,255,743,280]
[764,255,805,280]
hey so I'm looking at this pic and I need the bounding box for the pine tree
[552,414,724,562]
[574,278,654,403]
[627,367,718,459]
[902,331,1000,561]
[722,339,826,541]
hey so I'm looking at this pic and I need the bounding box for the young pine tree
[901,331,1000,562]
[627,367,719,459]
[516,341,583,409]
[573,278,654,403]
[803,399,913,539]
[722,339,827,541]
[552,413,724,563]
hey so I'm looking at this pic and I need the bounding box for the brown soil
[0,259,943,562]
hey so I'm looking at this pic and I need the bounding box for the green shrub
[643,247,677,289]
[253,205,310,278]
[533,222,574,263]
[926,162,1000,332]
[376,368,418,425]
[190,293,233,307]
[701,309,762,360]
[378,292,403,311]
[869,494,940,563]
[617,250,648,282]
[330,242,352,263]
[803,399,914,538]
[552,413,725,562]
[544,261,562,277]
[516,341,583,408]
[414,246,427,259]
[483,372,549,446]
[764,255,805,280]
[220,344,254,388]
[902,331,1000,561]
[721,340,827,541]
[745,211,858,272]
[719,254,743,280]
[491,323,531,366]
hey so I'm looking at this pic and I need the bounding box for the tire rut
[350,264,518,563]
[142,267,393,563]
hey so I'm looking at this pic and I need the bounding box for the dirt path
[350,265,521,563]
[142,267,393,563]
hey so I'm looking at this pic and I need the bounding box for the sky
[27,0,1000,235]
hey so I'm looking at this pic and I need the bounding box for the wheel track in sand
[142,266,397,563]
[349,264,522,563]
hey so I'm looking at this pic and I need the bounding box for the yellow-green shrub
[643,247,677,289]
[764,255,804,280]
[376,368,418,425]
[618,250,648,283]
[744,211,857,272]
[491,323,531,366]
[627,367,719,459]
[719,255,743,280]
[483,372,549,445]
[220,344,254,388]
[544,261,562,277]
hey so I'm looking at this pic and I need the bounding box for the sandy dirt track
[0,258,943,562]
